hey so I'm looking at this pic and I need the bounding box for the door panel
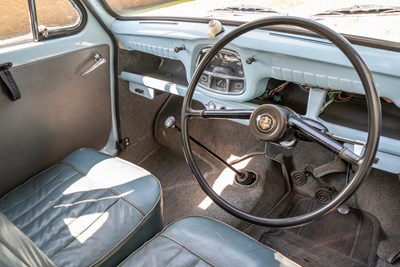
[0,45,111,196]
[0,4,116,197]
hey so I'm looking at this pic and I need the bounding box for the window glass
[103,0,400,44]
[0,0,33,46]
[104,0,165,16]
[36,0,81,35]
[0,0,82,47]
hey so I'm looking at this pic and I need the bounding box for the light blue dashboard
[111,20,400,173]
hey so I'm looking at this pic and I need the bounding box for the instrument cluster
[196,48,245,95]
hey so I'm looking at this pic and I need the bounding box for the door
[0,0,118,196]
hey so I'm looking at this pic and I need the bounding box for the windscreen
[104,0,400,43]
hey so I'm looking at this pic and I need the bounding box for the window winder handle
[81,53,107,76]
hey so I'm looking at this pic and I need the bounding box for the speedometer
[196,48,245,94]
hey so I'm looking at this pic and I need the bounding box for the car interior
[1,0,400,266]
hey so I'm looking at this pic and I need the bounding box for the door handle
[81,53,107,76]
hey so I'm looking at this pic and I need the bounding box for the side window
[0,0,83,47]
[0,1,33,46]
[36,0,82,38]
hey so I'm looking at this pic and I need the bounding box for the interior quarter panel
[0,45,111,197]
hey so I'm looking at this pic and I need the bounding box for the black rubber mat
[260,196,380,267]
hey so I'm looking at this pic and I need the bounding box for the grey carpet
[137,146,208,225]
[260,195,380,267]
[137,135,286,227]
[241,140,352,240]
[355,169,400,265]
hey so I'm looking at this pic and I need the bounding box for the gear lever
[165,116,257,185]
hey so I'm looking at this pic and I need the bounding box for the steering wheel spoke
[187,109,253,120]
[202,109,253,119]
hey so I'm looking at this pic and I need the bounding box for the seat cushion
[0,212,56,267]
[119,216,298,267]
[0,148,163,267]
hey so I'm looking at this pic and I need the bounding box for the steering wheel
[181,16,381,228]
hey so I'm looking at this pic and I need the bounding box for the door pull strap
[0,62,21,101]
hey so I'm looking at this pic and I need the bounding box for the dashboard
[113,20,400,174]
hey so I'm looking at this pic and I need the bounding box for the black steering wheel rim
[181,16,381,228]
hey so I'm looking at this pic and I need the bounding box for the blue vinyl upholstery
[120,216,298,267]
[0,212,56,267]
[0,148,163,267]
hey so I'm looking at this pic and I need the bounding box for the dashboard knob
[208,102,216,110]
[246,57,256,64]
[174,46,185,53]
[208,20,224,40]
